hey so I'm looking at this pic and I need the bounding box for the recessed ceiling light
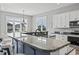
[57,3,61,5]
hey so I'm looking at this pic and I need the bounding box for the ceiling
[0,3,73,15]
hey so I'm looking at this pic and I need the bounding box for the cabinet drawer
[59,45,75,55]
[59,45,68,55]
[50,45,75,55]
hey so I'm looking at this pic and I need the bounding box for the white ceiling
[0,3,73,15]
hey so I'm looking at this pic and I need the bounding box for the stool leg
[3,48,10,55]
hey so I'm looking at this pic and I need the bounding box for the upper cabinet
[52,10,79,29]
[70,11,78,21]
[65,12,70,28]
[53,12,70,28]
[60,13,66,28]
[53,15,58,28]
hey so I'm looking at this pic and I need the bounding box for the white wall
[0,11,32,38]
[32,4,79,32]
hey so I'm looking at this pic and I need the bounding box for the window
[6,16,28,37]
[36,16,47,31]
[7,21,13,37]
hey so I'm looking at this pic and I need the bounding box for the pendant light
[23,9,25,23]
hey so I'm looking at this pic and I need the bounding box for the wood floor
[70,44,79,55]
[76,48,79,55]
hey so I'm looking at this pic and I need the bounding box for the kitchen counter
[22,31,48,38]
[9,35,70,52]
[52,33,79,37]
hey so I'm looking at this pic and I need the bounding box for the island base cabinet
[23,43,34,55]
[18,41,23,54]
[36,49,50,55]
[50,50,59,55]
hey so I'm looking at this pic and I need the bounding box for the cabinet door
[57,14,62,28]
[65,12,70,28]
[61,35,68,41]
[36,49,50,55]
[23,43,34,55]
[53,15,57,28]
[56,34,68,41]
[53,12,70,28]
[52,15,55,28]
[60,13,66,28]
[56,34,62,40]
[70,11,78,21]
[50,50,59,55]
[76,10,79,20]
[18,41,23,54]
[12,39,17,54]
[53,14,61,28]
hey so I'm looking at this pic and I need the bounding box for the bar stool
[0,38,10,55]
[0,38,4,55]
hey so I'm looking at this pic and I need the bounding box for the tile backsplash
[48,28,79,35]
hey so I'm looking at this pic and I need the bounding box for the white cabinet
[69,10,79,21]
[53,14,62,28]
[70,11,78,21]
[52,10,79,28]
[60,13,66,28]
[77,10,79,19]
[53,12,70,28]
[65,12,70,28]
[61,35,68,41]
[55,34,68,41]
[56,15,60,28]
[53,15,58,28]
[50,45,76,55]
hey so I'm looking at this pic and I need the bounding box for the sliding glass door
[6,16,28,37]
[7,21,14,37]
[6,16,28,54]
[14,21,21,37]
[6,16,23,37]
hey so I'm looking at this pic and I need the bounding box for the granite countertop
[63,33,79,37]
[51,33,79,37]
[9,35,70,52]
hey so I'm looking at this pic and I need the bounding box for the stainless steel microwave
[69,20,79,28]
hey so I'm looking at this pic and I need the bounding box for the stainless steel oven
[68,36,79,45]
[69,20,79,28]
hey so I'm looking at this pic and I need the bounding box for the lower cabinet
[23,43,34,55]
[13,39,34,55]
[18,41,23,54]
[56,34,68,41]
[36,49,50,55]
[12,39,17,54]
[50,45,76,55]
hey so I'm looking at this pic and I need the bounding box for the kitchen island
[9,35,75,55]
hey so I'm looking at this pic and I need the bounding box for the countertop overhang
[9,35,70,52]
